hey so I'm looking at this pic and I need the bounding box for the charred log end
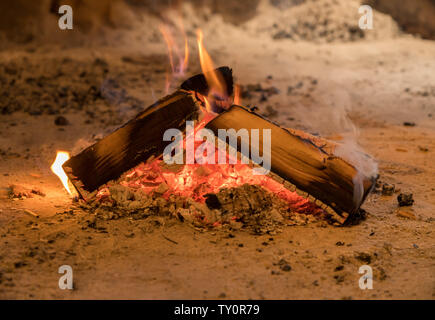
[180,66,234,104]
[342,208,368,226]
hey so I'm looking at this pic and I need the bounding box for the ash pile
[79,180,324,235]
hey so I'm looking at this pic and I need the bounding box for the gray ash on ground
[1,57,107,116]
[240,83,280,101]
[0,55,164,124]
[238,81,281,118]
[286,76,318,97]
[79,183,322,234]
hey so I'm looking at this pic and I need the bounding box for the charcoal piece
[397,193,414,206]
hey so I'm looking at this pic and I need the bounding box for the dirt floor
[0,1,434,299]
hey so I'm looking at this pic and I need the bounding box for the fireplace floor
[0,32,434,299]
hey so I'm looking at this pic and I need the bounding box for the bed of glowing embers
[80,152,327,234]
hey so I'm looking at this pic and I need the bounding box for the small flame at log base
[50,151,72,195]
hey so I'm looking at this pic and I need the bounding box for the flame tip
[51,151,72,195]
[160,19,189,92]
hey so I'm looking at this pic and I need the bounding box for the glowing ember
[95,126,322,216]
[97,158,320,216]
[234,83,241,105]
[50,151,72,195]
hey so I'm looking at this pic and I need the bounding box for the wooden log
[63,90,201,199]
[205,105,377,224]
[63,67,234,199]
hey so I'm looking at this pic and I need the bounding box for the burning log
[63,68,233,199]
[63,90,201,199]
[205,105,377,224]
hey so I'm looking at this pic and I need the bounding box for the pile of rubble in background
[255,0,400,42]
[1,0,434,48]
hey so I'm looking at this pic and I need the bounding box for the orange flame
[183,36,189,73]
[159,22,189,94]
[174,11,189,75]
[50,151,72,195]
[196,29,226,99]
[159,24,189,77]
[160,25,175,73]
[203,96,212,113]
[164,71,171,95]
[234,84,241,105]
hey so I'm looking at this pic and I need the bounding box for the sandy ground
[0,2,434,299]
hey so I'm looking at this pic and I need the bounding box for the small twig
[161,233,178,245]
[24,209,39,218]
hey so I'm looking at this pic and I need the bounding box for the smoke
[334,137,378,207]
[289,83,378,207]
